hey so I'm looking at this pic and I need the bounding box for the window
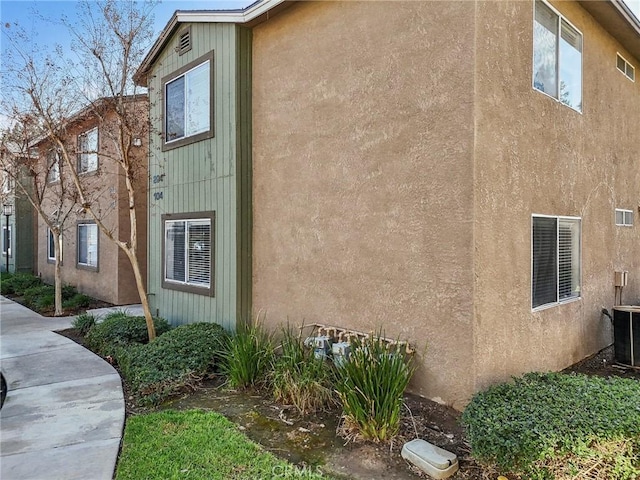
[77,128,98,173]
[47,150,60,183]
[162,212,214,296]
[615,209,634,227]
[2,225,11,257]
[2,174,14,194]
[47,228,62,262]
[533,1,582,112]
[616,53,635,81]
[77,222,98,269]
[163,52,214,149]
[532,215,581,309]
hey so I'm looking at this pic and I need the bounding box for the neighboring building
[33,96,149,306]
[136,0,640,408]
[0,145,37,275]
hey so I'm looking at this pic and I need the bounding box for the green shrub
[72,313,96,336]
[23,284,55,309]
[462,372,640,478]
[222,322,275,390]
[2,273,42,296]
[271,327,337,415]
[117,322,229,405]
[335,334,415,442]
[85,312,171,356]
[63,293,92,310]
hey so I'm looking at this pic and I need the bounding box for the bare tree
[0,116,77,315]
[2,0,158,338]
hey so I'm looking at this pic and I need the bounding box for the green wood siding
[147,23,251,329]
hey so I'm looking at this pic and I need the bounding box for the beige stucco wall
[37,106,148,306]
[252,1,477,408]
[472,0,640,391]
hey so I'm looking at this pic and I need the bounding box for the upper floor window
[47,150,60,183]
[77,128,98,174]
[532,215,581,310]
[163,52,214,150]
[2,174,14,194]
[615,209,634,227]
[616,53,635,82]
[533,1,583,112]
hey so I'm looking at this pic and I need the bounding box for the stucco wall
[472,0,640,390]
[252,1,477,408]
[37,105,148,306]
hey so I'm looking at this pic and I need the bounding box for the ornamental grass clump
[222,321,275,390]
[335,334,415,443]
[462,372,640,479]
[271,326,337,415]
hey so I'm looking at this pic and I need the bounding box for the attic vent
[617,53,635,82]
[178,28,192,55]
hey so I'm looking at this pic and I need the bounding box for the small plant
[223,321,275,390]
[462,372,640,478]
[23,284,55,309]
[335,334,415,443]
[85,312,171,356]
[62,293,92,310]
[72,313,96,336]
[271,326,337,415]
[117,322,229,405]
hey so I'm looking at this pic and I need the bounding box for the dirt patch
[562,345,640,382]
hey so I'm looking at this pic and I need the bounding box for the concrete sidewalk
[0,296,124,480]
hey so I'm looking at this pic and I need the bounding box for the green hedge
[462,372,640,478]
[85,312,171,356]
[117,322,229,405]
[1,273,42,295]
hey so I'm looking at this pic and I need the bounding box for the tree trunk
[53,233,63,316]
[125,247,155,341]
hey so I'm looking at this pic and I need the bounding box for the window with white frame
[532,215,581,309]
[2,225,11,256]
[47,150,60,183]
[163,52,213,148]
[77,128,98,173]
[2,174,14,194]
[47,228,62,262]
[77,222,98,269]
[162,213,214,295]
[533,1,583,112]
[617,53,635,82]
[615,209,633,227]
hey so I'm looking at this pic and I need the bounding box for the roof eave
[578,0,640,61]
[134,0,290,86]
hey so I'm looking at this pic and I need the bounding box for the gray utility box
[401,439,458,479]
[613,306,640,367]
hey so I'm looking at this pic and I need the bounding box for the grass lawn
[115,410,332,480]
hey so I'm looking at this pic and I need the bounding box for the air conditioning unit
[613,306,640,367]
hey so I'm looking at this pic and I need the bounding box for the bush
[85,312,171,356]
[271,327,337,415]
[23,284,55,309]
[63,293,92,310]
[462,372,640,478]
[117,322,229,405]
[335,334,415,442]
[222,322,275,390]
[72,313,96,336]
[1,273,42,296]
